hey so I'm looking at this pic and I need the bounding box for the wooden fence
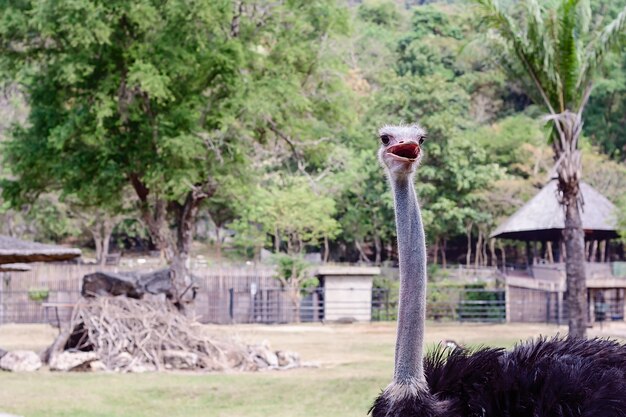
[0,263,280,325]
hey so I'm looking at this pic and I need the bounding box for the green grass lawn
[1,321,624,417]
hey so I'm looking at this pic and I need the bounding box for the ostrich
[371,124,626,417]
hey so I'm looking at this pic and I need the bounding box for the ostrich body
[371,124,626,417]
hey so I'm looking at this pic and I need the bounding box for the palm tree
[473,0,626,338]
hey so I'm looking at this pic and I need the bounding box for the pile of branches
[49,297,299,373]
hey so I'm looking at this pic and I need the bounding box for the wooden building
[0,235,82,325]
[490,180,624,324]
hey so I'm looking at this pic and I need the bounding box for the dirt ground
[3,320,625,365]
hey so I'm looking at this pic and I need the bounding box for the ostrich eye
[380,134,391,145]
[418,135,426,145]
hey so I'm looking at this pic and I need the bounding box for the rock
[163,350,198,370]
[251,340,278,368]
[114,352,133,369]
[90,360,107,372]
[335,316,357,324]
[224,350,246,369]
[0,350,42,372]
[50,351,99,372]
[128,363,156,373]
[301,361,321,368]
[253,355,269,368]
[276,350,300,368]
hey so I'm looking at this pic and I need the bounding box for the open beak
[386,142,420,161]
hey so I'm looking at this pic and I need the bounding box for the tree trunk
[549,110,587,338]
[215,226,222,262]
[489,238,496,268]
[465,224,473,268]
[93,228,103,265]
[323,235,330,263]
[90,218,114,266]
[564,199,588,338]
[172,189,213,314]
[441,239,447,269]
[433,238,439,266]
[275,227,280,253]
[482,233,488,267]
[100,219,114,266]
[590,240,598,262]
[498,240,506,270]
[355,240,370,263]
[288,286,302,324]
[374,234,382,265]
[474,231,480,268]
[131,172,216,313]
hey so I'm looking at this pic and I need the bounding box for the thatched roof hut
[490,180,618,242]
[0,235,81,264]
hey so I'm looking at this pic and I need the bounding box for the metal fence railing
[372,288,507,323]
[2,286,623,326]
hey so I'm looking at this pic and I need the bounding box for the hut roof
[0,235,81,264]
[490,180,618,241]
[0,263,31,272]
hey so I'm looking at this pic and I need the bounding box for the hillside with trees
[0,0,625,274]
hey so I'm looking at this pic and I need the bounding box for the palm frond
[578,5,626,94]
[543,8,563,110]
[575,0,591,36]
[471,0,559,113]
[525,0,557,96]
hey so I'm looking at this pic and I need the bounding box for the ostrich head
[378,124,427,178]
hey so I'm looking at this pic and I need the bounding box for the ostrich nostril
[399,140,404,143]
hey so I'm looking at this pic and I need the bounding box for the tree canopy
[0,0,624,279]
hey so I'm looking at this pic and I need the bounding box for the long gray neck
[390,175,427,384]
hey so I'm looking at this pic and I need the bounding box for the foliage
[272,253,319,291]
[584,53,626,159]
[233,177,341,258]
[0,0,351,271]
[27,287,49,302]
[0,0,624,270]
[357,0,402,27]
[473,0,626,114]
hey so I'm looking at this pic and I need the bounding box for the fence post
[505,283,510,323]
[546,291,551,324]
[228,288,234,323]
[385,289,390,321]
[557,290,563,326]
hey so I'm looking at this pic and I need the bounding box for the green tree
[0,0,349,311]
[473,0,626,338]
[233,177,340,320]
[236,178,341,258]
[583,53,626,159]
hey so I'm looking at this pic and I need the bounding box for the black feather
[370,337,626,417]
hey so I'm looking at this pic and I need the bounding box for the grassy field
[1,321,625,417]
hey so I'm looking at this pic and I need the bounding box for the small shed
[315,265,380,322]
